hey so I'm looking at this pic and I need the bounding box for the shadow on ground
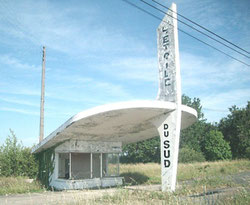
[120,172,149,185]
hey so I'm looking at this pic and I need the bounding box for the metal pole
[39,46,46,143]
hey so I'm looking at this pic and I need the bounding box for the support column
[117,154,120,176]
[154,107,181,191]
[90,153,93,178]
[69,152,72,179]
[155,2,182,192]
[100,153,102,178]
[54,153,58,179]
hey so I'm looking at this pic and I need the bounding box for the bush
[0,130,38,178]
[245,147,250,159]
[178,147,205,163]
[202,130,232,161]
[219,102,250,159]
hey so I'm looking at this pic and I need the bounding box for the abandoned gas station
[32,3,197,192]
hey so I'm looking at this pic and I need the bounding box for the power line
[150,0,250,55]
[203,108,228,113]
[140,0,249,59]
[121,0,250,67]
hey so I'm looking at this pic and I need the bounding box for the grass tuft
[0,177,43,195]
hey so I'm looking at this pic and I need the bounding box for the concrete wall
[50,177,123,190]
[55,140,122,153]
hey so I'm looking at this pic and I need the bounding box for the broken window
[105,153,119,177]
[71,153,91,179]
[58,153,69,179]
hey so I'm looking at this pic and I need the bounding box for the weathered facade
[49,140,122,190]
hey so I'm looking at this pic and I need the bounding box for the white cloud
[200,88,250,122]
[1,107,39,116]
[179,51,250,122]
[180,52,250,91]
[0,54,39,71]
[202,88,250,109]
[98,57,158,82]
[46,77,132,104]
[0,87,40,97]
[0,96,39,107]
[0,0,148,57]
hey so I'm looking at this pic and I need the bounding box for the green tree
[120,137,160,163]
[219,102,250,159]
[182,94,204,120]
[180,94,216,153]
[202,130,232,161]
[0,130,38,178]
[178,146,205,163]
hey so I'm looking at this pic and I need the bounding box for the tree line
[120,95,250,163]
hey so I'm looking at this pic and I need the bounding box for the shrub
[245,147,250,159]
[202,130,232,161]
[0,130,38,178]
[178,147,205,163]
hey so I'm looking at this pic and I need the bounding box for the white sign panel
[157,3,181,104]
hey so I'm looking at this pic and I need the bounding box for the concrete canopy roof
[32,100,197,153]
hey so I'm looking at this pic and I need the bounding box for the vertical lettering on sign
[156,4,179,103]
[163,123,170,168]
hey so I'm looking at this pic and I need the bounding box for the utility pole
[39,46,46,143]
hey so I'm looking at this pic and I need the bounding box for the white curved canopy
[32,100,197,153]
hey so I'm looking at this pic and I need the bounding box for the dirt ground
[0,171,249,205]
[0,189,118,205]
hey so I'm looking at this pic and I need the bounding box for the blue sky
[0,0,249,147]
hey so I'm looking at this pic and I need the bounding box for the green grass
[0,177,44,195]
[218,189,250,205]
[115,159,250,204]
[1,159,249,204]
[84,188,250,205]
[120,159,250,185]
[177,159,250,181]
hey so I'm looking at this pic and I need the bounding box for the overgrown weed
[0,176,44,195]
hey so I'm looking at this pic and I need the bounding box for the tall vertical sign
[156,3,182,192]
[39,46,46,143]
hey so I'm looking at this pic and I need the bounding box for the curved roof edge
[32,100,197,153]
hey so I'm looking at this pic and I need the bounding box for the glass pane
[71,153,90,179]
[92,153,101,178]
[106,153,119,177]
[102,154,107,176]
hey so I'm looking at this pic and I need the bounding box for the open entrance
[58,153,69,179]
